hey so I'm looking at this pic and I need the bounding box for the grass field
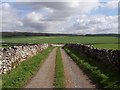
[93,44,120,50]
[2,36,119,44]
[2,36,120,50]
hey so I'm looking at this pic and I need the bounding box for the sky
[0,0,119,34]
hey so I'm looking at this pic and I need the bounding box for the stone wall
[64,44,120,71]
[0,44,49,74]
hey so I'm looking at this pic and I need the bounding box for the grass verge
[2,47,54,88]
[54,48,65,88]
[64,48,120,88]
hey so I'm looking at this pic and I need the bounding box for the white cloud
[26,12,44,23]
[1,3,24,32]
[100,0,119,9]
[19,1,100,20]
[2,0,101,2]
[106,0,118,9]
[61,15,118,34]
[1,1,118,34]
[17,21,23,26]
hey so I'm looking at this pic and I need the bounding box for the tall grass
[2,47,54,88]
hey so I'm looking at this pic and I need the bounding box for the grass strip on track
[2,47,54,88]
[54,48,65,88]
[64,48,120,88]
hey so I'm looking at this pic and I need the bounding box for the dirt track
[60,48,96,88]
[25,48,57,88]
[25,47,96,88]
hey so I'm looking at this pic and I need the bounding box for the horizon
[1,31,119,35]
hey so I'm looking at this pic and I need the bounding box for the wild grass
[64,48,120,88]
[54,48,65,88]
[2,47,54,88]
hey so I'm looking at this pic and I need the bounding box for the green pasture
[2,36,119,44]
[2,36,120,50]
[93,44,120,50]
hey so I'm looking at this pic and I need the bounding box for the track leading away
[25,47,96,88]
[25,48,57,88]
[60,48,96,88]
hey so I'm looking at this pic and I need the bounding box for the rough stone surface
[0,44,49,74]
[64,44,120,71]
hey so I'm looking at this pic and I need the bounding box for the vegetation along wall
[0,44,49,74]
[64,44,120,71]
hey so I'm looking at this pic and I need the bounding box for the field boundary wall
[64,44,120,70]
[0,44,49,74]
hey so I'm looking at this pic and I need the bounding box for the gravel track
[60,48,96,88]
[25,48,57,88]
[24,47,96,88]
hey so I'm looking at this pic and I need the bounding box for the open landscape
[1,0,120,89]
[1,33,120,89]
[2,34,120,50]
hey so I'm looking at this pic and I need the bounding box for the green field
[2,36,120,50]
[93,44,120,50]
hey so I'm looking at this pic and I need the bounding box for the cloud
[2,0,100,2]
[100,0,119,9]
[106,0,118,9]
[26,12,44,23]
[1,3,24,32]
[61,15,118,34]
[11,1,99,20]
[1,1,118,34]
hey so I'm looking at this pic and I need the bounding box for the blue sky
[90,4,118,16]
[1,0,119,34]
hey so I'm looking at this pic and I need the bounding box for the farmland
[1,0,120,88]
[1,35,120,89]
[93,44,119,50]
[2,36,120,50]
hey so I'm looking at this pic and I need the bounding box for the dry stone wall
[0,44,49,74]
[64,44,120,71]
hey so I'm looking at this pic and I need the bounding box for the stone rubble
[0,44,49,74]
